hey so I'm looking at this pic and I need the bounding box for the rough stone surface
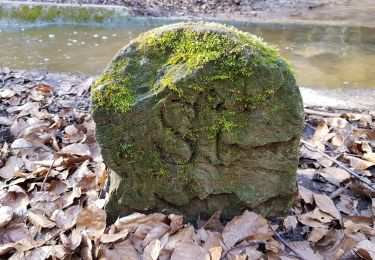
[91,22,304,222]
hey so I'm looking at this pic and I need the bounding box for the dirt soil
[7,0,375,27]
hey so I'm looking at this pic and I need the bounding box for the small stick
[330,183,350,199]
[301,140,375,191]
[220,240,299,259]
[41,157,57,191]
[304,108,341,118]
[268,223,308,260]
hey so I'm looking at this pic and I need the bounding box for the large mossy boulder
[91,22,304,223]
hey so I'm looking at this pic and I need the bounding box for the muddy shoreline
[1,0,375,28]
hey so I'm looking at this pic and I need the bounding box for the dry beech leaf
[346,155,375,170]
[61,143,91,157]
[0,222,30,244]
[283,216,298,231]
[289,241,323,260]
[0,156,24,179]
[36,83,54,96]
[331,133,344,147]
[308,227,329,242]
[61,229,82,251]
[29,191,62,216]
[311,121,330,150]
[142,222,170,247]
[363,153,375,163]
[319,167,350,186]
[204,231,224,251]
[0,89,16,99]
[344,220,375,236]
[170,241,210,260]
[336,194,358,215]
[298,185,314,204]
[169,214,183,233]
[164,225,195,251]
[103,239,140,260]
[76,204,106,235]
[114,213,166,232]
[51,205,81,230]
[209,246,223,260]
[222,210,273,248]
[298,208,335,228]
[0,185,29,216]
[354,240,375,259]
[143,239,161,260]
[0,206,13,228]
[313,193,341,220]
[100,231,129,243]
[28,211,56,232]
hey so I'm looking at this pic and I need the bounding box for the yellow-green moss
[92,59,136,113]
[92,22,295,114]
[0,4,115,23]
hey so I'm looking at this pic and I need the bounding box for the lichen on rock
[91,22,304,223]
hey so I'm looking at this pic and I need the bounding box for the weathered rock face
[91,22,304,222]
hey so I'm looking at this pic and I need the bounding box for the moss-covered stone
[91,22,304,223]
[0,3,119,24]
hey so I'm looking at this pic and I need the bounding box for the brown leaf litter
[1,68,375,259]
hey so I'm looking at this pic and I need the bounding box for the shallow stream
[1,23,374,90]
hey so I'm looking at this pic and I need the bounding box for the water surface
[1,24,374,89]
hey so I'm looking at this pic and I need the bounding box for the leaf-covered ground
[0,68,375,259]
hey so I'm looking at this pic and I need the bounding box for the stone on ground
[91,22,304,222]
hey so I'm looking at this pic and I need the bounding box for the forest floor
[0,68,375,259]
[5,0,375,27]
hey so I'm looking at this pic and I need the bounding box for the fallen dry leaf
[27,211,56,233]
[298,185,314,204]
[298,208,335,228]
[102,239,140,260]
[289,241,323,260]
[143,239,161,260]
[222,210,273,248]
[170,241,210,260]
[313,193,341,221]
[308,227,329,242]
[114,213,167,232]
[0,206,13,228]
[319,167,350,186]
[0,156,24,179]
[209,246,223,260]
[60,229,82,251]
[283,215,298,231]
[51,205,81,230]
[0,185,29,216]
[354,240,375,259]
[61,143,91,157]
[100,231,129,243]
[76,204,106,236]
[346,155,375,170]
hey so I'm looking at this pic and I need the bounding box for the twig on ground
[304,108,341,117]
[220,240,299,259]
[301,140,375,191]
[330,183,350,199]
[41,157,57,191]
[268,222,308,260]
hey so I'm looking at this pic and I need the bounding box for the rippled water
[1,24,374,88]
